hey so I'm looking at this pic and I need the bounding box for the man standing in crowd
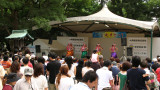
[111,61,120,86]
[20,57,30,76]
[96,60,114,90]
[25,54,33,68]
[47,52,61,90]
[14,67,39,90]
[127,56,151,90]
[12,49,21,62]
[1,55,11,69]
[70,71,98,90]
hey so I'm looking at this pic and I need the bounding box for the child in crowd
[3,73,20,90]
[140,60,150,90]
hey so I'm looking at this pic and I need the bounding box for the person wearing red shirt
[25,54,33,68]
[3,73,20,90]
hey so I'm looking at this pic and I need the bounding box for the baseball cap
[24,67,33,76]
[112,61,117,66]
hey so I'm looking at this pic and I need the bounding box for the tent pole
[150,30,153,60]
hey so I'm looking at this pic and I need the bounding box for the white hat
[31,54,35,58]
[152,58,157,62]
[24,67,33,76]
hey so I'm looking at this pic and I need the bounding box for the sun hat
[6,73,20,84]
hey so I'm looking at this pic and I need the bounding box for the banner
[93,32,103,38]
[93,32,126,38]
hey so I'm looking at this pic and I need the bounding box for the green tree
[107,0,153,21]
[0,0,66,34]
[62,0,101,17]
[146,0,160,23]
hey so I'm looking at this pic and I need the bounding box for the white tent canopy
[33,4,160,33]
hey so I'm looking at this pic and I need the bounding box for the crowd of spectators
[0,48,160,90]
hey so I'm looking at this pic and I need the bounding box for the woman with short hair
[118,61,131,90]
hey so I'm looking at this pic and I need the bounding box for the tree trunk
[11,10,19,30]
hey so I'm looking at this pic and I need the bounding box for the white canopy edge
[33,4,160,31]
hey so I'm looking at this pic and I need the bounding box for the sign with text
[128,37,147,56]
[69,37,85,54]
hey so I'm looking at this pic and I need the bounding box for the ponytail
[56,72,62,86]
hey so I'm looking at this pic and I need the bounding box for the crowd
[0,48,160,90]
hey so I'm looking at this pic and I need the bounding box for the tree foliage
[107,0,160,22]
[62,0,101,17]
[146,0,160,23]
[0,0,66,33]
[0,0,160,42]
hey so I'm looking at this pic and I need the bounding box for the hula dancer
[110,44,118,58]
[95,43,103,55]
[66,43,74,56]
[80,43,88,58]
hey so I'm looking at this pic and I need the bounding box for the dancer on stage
[66,43,74,56]
[95,43,103,55]
[80,43,88,58]
[110,44,118,58]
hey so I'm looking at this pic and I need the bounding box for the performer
[95,43,103,55]
[66,43,74,56]
[80,43,88,58]
[110,44,118,58]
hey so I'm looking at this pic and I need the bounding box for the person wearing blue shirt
[127,56,151,90]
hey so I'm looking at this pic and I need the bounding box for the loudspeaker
[48,37,52,44]
[121,38,127,46]
[127,47,132,56]
[35,45,41,53]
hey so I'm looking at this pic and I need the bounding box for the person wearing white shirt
[20,57,30,77]
[55,64,74,90]
[32,63,48,90]
[65,56,76,78]
[14,67,39,90]
[0,65,5,90]
[91,50,100,71]
[69,71,98,90]
[96,60,114,90]
[82,61,94,77]
[140,60,150,75]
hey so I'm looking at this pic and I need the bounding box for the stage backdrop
[77,33,160,60]
[57,34,160,60]
[57,37,88,58]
